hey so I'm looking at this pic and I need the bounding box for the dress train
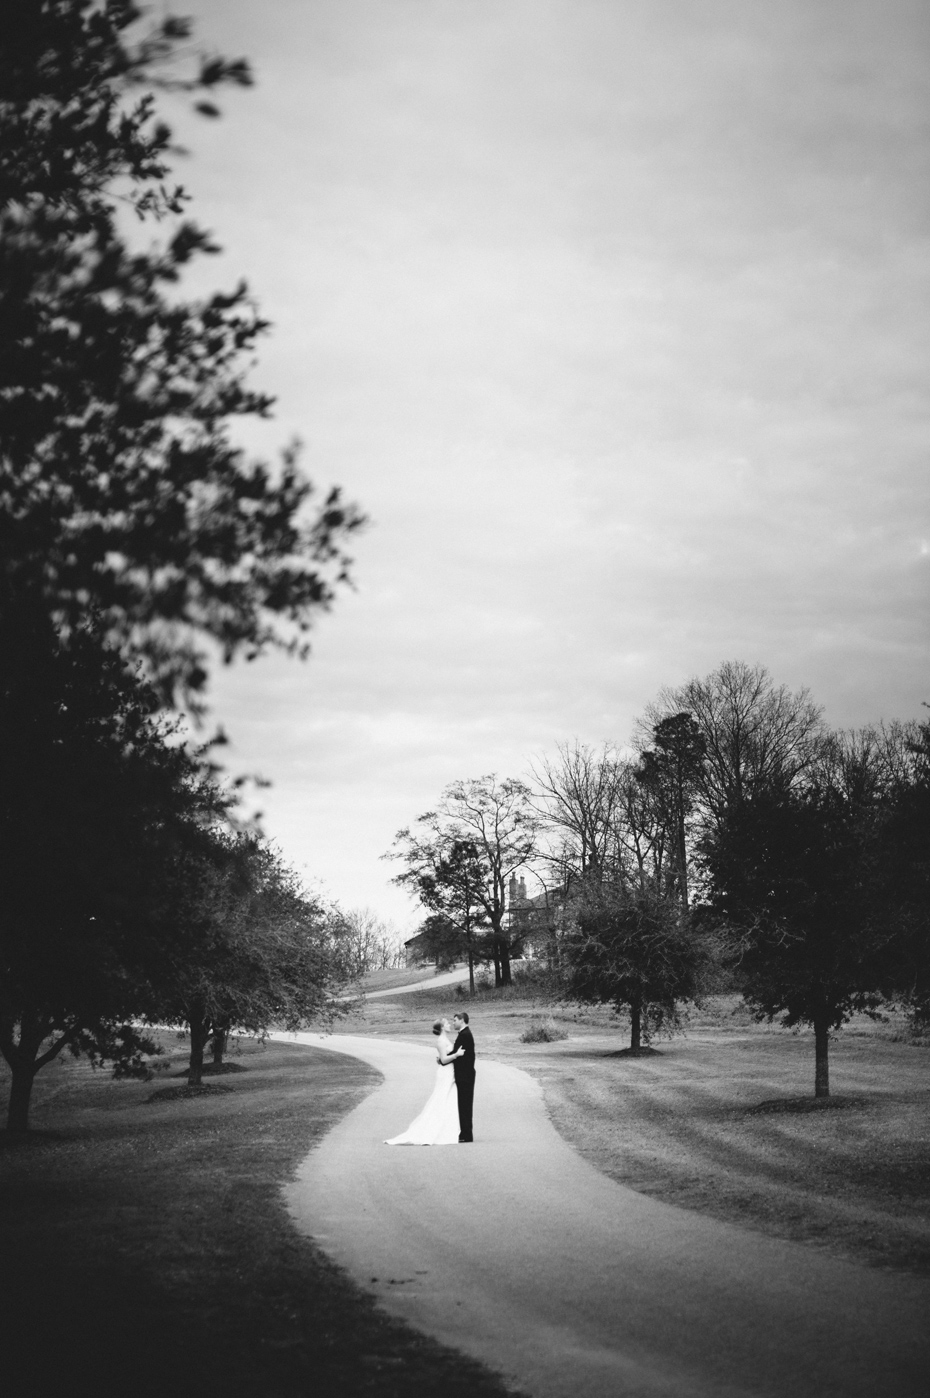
[385,1033,460,1145]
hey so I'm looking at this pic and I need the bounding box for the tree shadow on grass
[146,1082,236,1103]
[747,1095,872,1115]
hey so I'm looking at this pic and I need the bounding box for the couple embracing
[385,1012,475,1146]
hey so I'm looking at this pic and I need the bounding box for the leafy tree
[634,713,706,913]
[701,753,892,1097]
[563,882,705,1052]
[153,827,349,1079]
[859,716,930,1030]
[153,834,349,1085]
[410,913,472,974]
[390,838,491,993]
[389,778,539,986]
[0,4,362,1125]
[0,604,226,1131]
[1,0,362,705]
[1,2,254,219]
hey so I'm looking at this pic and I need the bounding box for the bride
[385,1018,460,1146]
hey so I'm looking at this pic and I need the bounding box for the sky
[161,0,928,930]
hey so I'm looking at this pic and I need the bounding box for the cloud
[177,0,929,917]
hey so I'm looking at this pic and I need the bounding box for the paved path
[360,966,472,999]
[281,1032,929,1398]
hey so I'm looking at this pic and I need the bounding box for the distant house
[404,930,433,968]
[506,874,567,963]
[405,876,568,970]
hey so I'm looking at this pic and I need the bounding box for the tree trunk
[814,1016,830,1098]
[630,999,642,1052]
[467,948,475,997]
[677,810,689,914]
[499,937,512,987]
[492,947,502,987]
[187,1002,210,1086]
[2,1007,47,1133]
[211,1028,228,1066]
[6,1061,37,1134]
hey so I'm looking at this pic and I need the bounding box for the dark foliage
[869,716,930,1028]
[635,711,706,911]
[0,601,228,1129]
[151,833,350,1084]
[701,780,889,1096]
[563,884,705,1051]
[0,1,363,705]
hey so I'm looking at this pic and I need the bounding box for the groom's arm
[438,1032,465,1065]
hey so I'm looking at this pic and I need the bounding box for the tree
[0,5,362,1124]
[330,907,406,979]
[1,1,363,706]
[389,778,539,987]
[0,2,254,219]
[634,713,707,913]
[857,716,930,1030]
[563,881,705,1052]
[153,834,349,1086]
[641,661,825,825]
[411,913,470,974]
[530,741,626,889]
[388,836,491,993]
[700,743,893,1097]
[0,605,227,1130]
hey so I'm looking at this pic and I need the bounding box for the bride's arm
[437,1035,461,1065]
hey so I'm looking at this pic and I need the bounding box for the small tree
[563,882,704,1051]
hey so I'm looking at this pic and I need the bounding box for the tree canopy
[0,4,364,1129]
[388,777,539,986]
[0,605,228,1129]
[1,0,363,705]
[564,881,705,1052]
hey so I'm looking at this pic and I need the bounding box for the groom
[440,1011,475,1143]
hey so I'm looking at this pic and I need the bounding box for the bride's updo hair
[431,1020,444,1036]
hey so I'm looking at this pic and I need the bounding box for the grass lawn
[344,984,930,1277]
[0,1035,521,1398]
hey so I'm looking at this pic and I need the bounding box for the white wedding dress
[385,1032,460,1145]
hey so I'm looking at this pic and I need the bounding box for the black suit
[451,1026,475,1142]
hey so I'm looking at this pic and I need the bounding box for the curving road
[280,1032,929,1398]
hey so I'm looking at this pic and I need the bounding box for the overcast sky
[165,0,929,929]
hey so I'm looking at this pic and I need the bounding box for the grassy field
[0,1035,522,1398]
[344,984,930,1277]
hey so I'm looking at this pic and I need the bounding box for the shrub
[520,1019,569,1044]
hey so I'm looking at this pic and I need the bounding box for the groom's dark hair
[456,1011,469,1024]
